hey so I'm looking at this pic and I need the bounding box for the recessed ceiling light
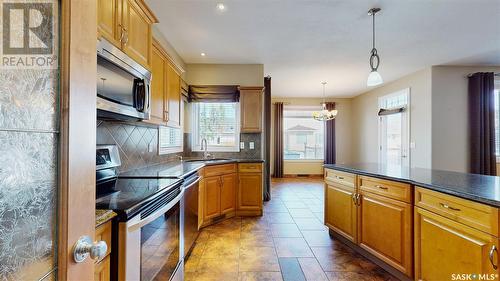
[200,52,206,57]
[216,3,226,11]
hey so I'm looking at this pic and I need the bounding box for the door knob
[73,235,108,263]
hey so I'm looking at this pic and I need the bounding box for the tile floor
[184,178,397,281]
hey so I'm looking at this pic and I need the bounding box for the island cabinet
[237,163,264,216]
[97,0,158,69]
[201,164,237,225]
[414,187,500,281]
[324,169,413,277]
[240,87,264,133]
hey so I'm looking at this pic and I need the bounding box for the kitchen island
[324,163,500,281]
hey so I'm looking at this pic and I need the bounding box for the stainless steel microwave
[96,38,151,120]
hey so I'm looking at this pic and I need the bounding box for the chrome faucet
[200,138,211,159]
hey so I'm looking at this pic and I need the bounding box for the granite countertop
[120,158,264,178]
[324,163,500,208]
[95,209,117,227]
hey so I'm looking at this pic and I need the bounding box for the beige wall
[431,65,500,172]
[270,97,352,175]
[351,68,433,168]
[186,64,264,86]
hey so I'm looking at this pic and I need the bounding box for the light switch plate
[240,142,245,149]
[249,142,255,149]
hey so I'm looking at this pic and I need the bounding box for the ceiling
[147,0,500,98]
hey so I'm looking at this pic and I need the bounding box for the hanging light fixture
[367,8,383,87]
[313,82,338,121]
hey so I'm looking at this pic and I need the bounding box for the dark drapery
[469,72,496,175]
[324,102,336,165]
[264,77,272,201]
[273,102,284,178]
[188,85,240,102]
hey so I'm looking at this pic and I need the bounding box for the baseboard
[282,174,324,178]
[329,229,413,281]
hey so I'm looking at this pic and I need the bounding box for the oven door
[118,186,184,281]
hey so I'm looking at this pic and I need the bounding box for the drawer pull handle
[439,203,461,211]
[352,194,357,204]
[489,245,498,270]
[336,176,344,180]
[376,185,388,190]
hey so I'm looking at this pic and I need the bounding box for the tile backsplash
[97,120,262,172]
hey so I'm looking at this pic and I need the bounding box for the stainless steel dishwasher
[182,171,201,257]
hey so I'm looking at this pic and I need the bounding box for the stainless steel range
[95,145,185,281]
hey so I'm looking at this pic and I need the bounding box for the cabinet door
[220,173,237,214]
[145,43,167,125]
[97,0,122,48]
[359,192,412,276]
[166,63,181,128]
[94,256,111,281]
[238,173,262,211]
[325,182,357,242]
[415,207,499,281]
[203,176,221,220]
[121,0,152,69]
[240,89,262,133]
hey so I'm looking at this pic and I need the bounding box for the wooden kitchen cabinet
[415,207,499,281]
[146,40,167,126]
[237,163,263,215]
[166,63,181,128]
[325,182,357,243]
[97,0,157,69]
[220,173,237,214]
[358,191,413,276]
[94,220,112,281]
[94,256,111,281]
[240,87,263,133]
[203,176,221,221]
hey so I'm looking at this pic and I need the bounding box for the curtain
[273,102,284,178]
[469,72,496,175]
[324,102,336,165]
[264,77,272,200]
[188,85,240,102]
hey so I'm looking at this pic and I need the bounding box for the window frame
[191,102,241,152]
[283,105,325,161]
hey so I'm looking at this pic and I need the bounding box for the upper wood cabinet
[415,207,499,281]
[166,63,181,128]
[240,87,263,133]
[97,0,158,69]
[146,41,167,126]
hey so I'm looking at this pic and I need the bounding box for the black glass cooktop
[96,177,182,219]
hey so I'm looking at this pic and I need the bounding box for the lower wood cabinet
[359,191,413,276]
[415,207,499,281]
[325,181,357,243]
[238,163,263,215]
[203,176,222,221]
[94,256,111,281]
[94,220,112,281]
[220,173,237,214]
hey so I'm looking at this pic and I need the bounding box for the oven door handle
[184,176,201,190]
[127,189,184,232]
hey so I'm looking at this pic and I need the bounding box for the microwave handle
[145,83,150,114]
[127,189,184,232]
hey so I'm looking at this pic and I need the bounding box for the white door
[378,89,410,167]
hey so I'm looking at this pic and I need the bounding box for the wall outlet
[249,142,255,149]
[240,142,245,149]
[148,142,154,152]
[410,142,416,149]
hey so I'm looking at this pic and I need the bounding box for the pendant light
[367,8,383,87]
[313,82,338,121]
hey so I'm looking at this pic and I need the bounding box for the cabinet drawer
[239,163,263,173]
[95,221,112,262]
[204,164,237,177]
[359,176,412,203]
[415,187,498,236]
[324,169,355,188]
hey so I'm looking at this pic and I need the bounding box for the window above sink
[191,102,241,152]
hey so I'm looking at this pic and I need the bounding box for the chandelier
[313,82,338,121]
[367,8,383,87]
